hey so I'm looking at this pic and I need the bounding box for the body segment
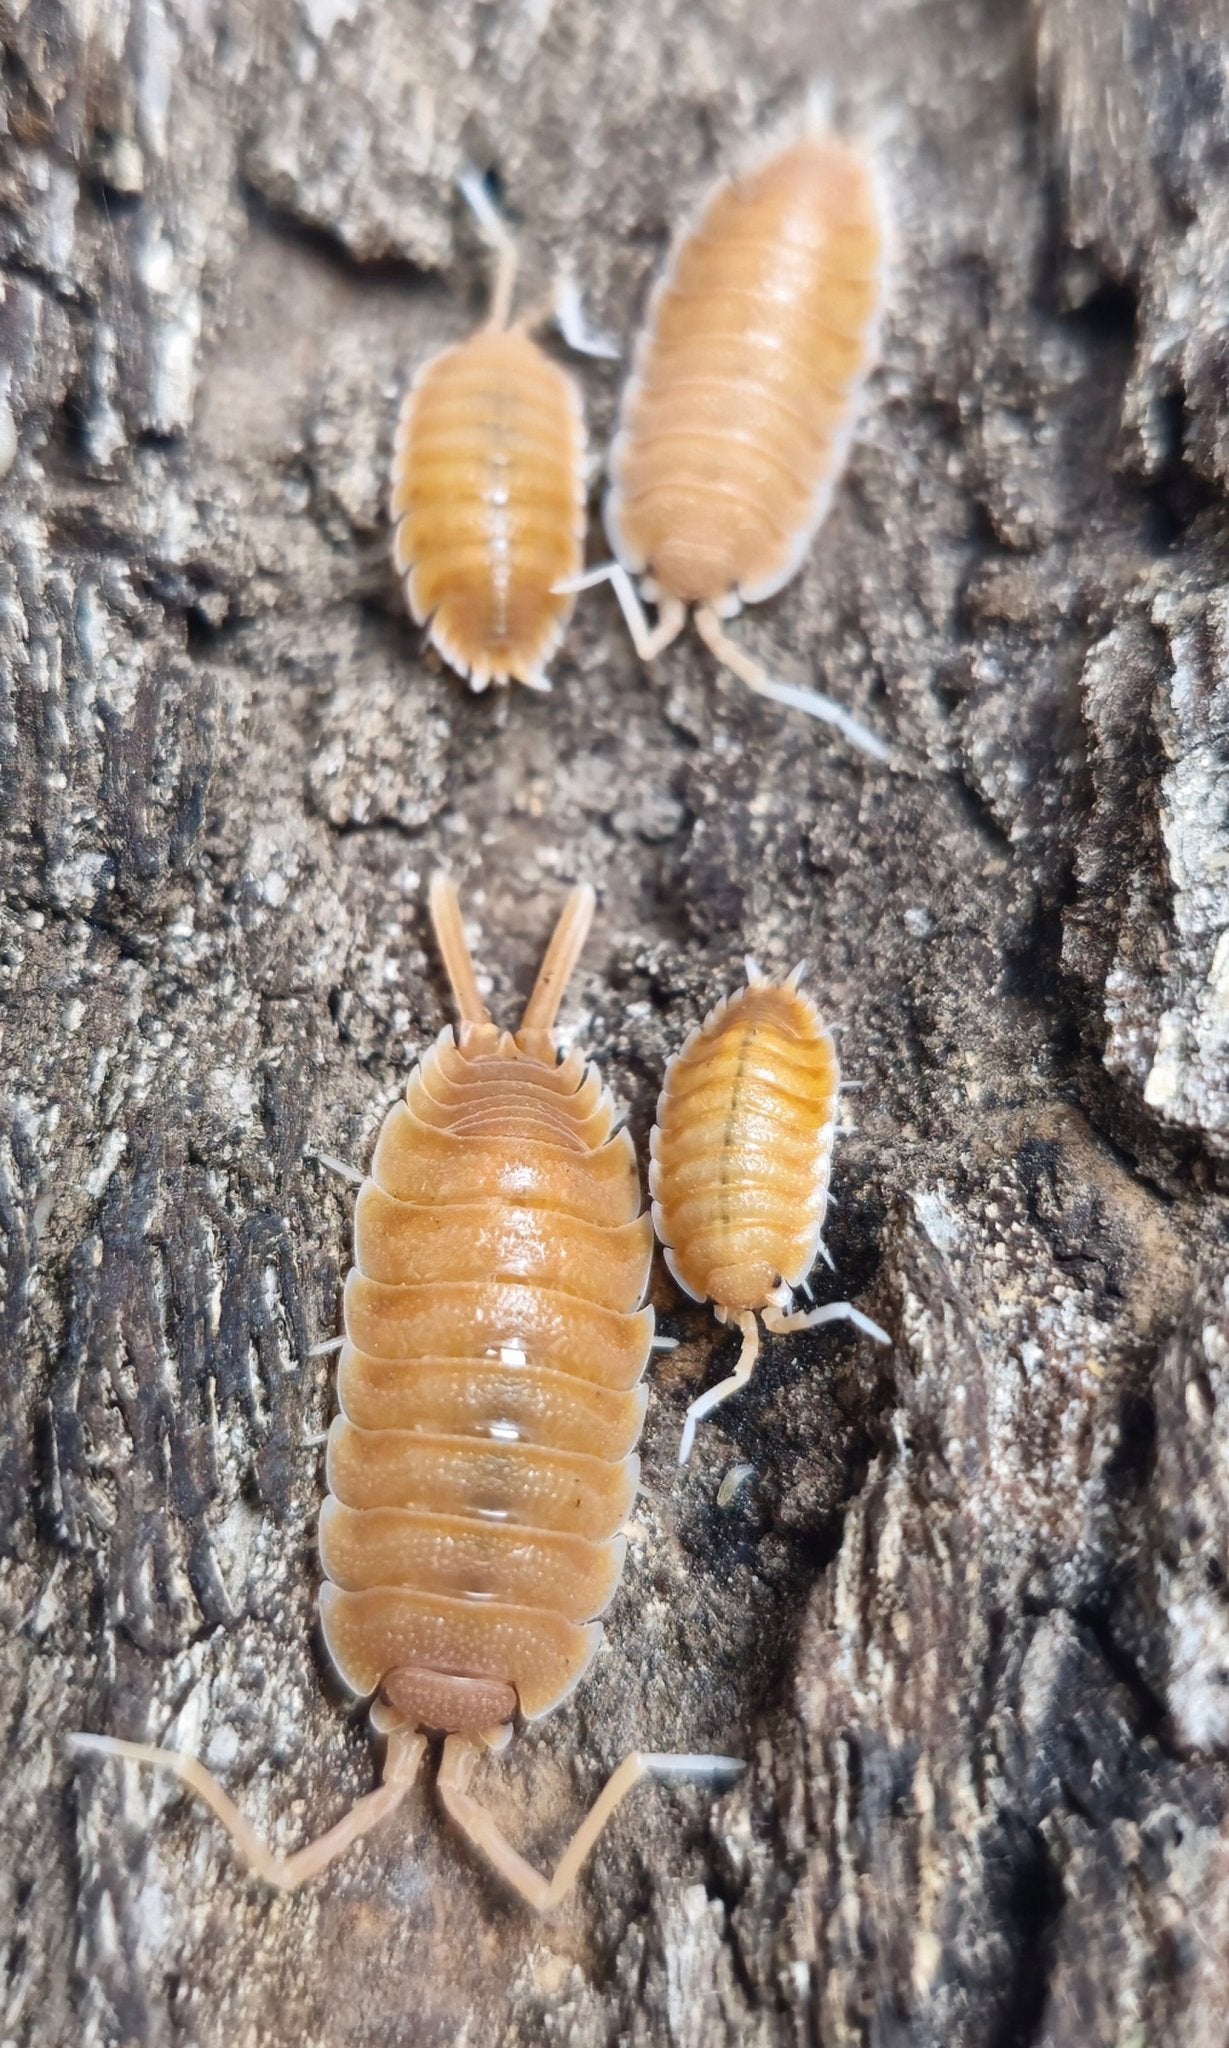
[651,963,889,1461]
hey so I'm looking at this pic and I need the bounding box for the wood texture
[3,0,1228,2042]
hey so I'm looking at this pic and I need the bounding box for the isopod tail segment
[69,882,742,1911]
[67,1721,430,1895]
[67,1720,742,1908]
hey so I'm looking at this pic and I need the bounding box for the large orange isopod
[569,122,890,758]
[651,958,890,1463]
[389,175,590,693]
[72,880,738,1910]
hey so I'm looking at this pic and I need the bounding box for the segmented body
[320,983,653,1726]
[390,329,585,691]
[650,978,838,1314]
[71,885,741,1910]
[607,134,885,611]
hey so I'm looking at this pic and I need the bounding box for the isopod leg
[309,1150,365,1186]
[547,274,620,359]
[458,167,519,333]
[692,606,893,764]
[556,562,687,663]
[762,1300,891,1346]
[437,1737,743,1913]
[515,274,620,361]
[677,1310,760,1467]
[517,883,596,1053]
[428,874,494,1034]
[68,1724,426,1893]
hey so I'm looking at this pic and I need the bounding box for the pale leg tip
[643,1753,746,1785]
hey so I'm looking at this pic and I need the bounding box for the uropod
[650,958,890,1464]
[72,881,739,1910]
[390,176,610,694]
[568,114,891,759]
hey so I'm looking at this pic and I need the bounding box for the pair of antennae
[429,874,595,1045]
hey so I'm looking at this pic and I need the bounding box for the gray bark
[2,0,1228,2043]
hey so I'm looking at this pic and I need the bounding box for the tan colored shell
[651,975,838,1313]
[608,133,885,610]
[390,329,584,691]
[651,963,888,1463]
[321,886,652,1724]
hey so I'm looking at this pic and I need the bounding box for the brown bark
[2,1,1227,2042]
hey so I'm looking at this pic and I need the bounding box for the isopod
[650,958,890,1464]
[567,118,891,758]
[72,880,739,1910]
[389,174,594,694]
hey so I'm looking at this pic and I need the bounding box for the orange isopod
[569,119,890,758]
[72,880,738,1911]
[389,175,590,693]
[650,958,890,1463]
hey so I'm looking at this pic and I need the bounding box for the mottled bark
[1,1,1227,2043]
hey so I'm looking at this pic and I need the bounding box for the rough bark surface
[2,1,1228,2043]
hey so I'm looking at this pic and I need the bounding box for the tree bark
[2,1,1227,2043]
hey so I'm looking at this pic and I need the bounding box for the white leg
[762,1300,890,1345]
[512,276,619,359]
[549,273,621,360]
[554,562,687,662]
[437,1737,742,1913]
[679,1311,760,1467]
[804,78,835,135]
[310,1151,365,1186]
[693,607,893,764]
[69,1724,425,1893]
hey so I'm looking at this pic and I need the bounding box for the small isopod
[650,958,890,1464]
[567,115,890,758]
[389,175,603,694]
[72,880,739,1910]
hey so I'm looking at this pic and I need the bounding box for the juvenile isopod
[389,175,609,694]
[72,881,739,1910]
[650,958,890,1464]
[567,116,891,758]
